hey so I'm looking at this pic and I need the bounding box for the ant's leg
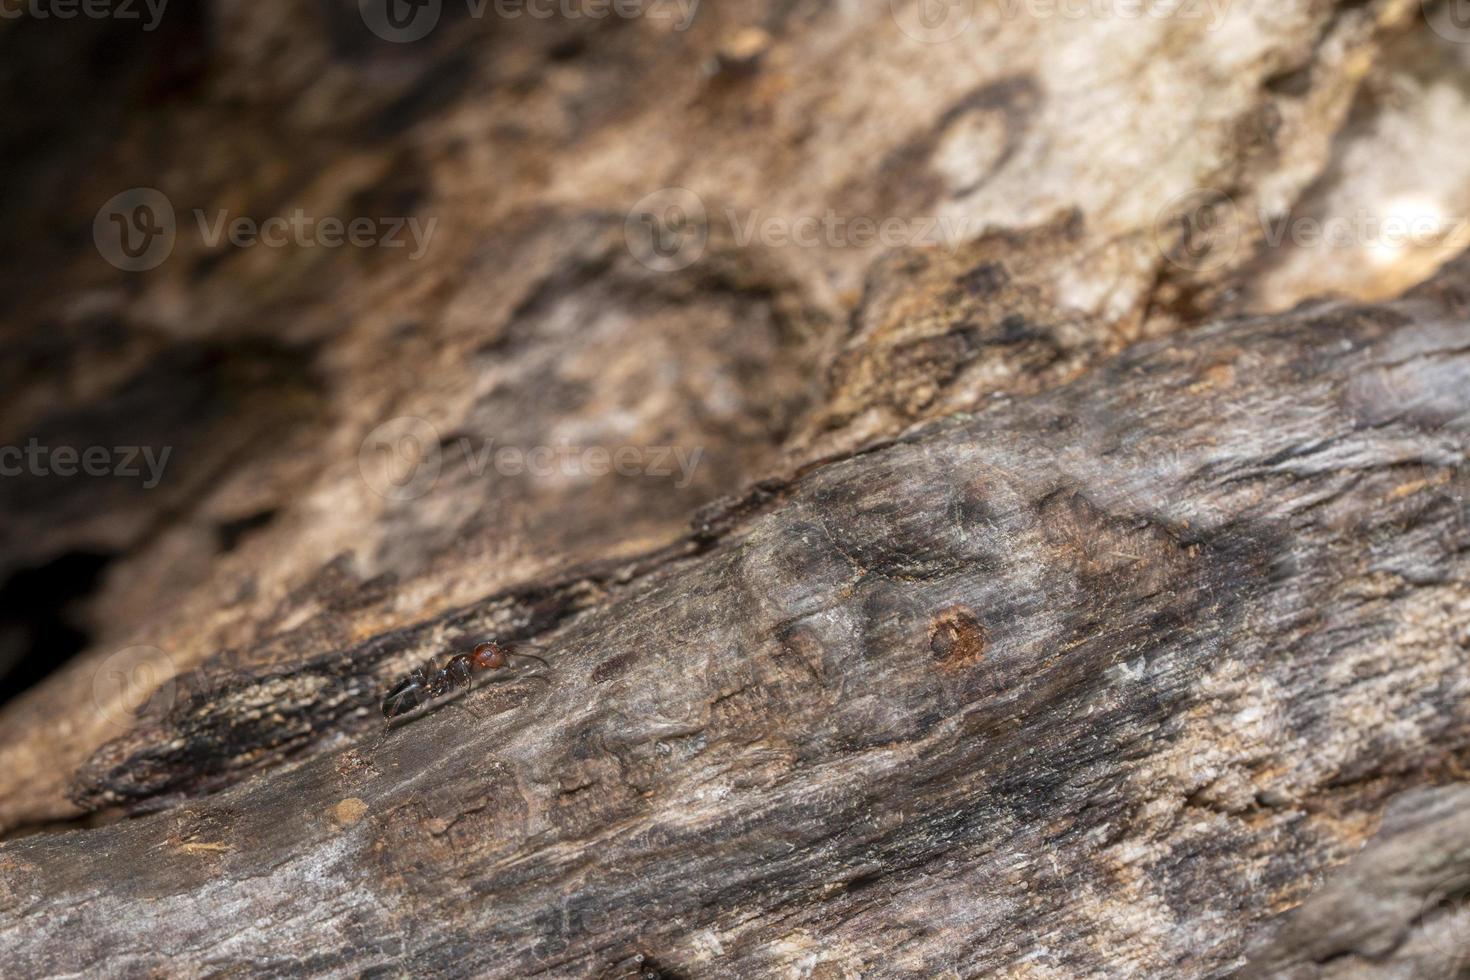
[370,724,392,756]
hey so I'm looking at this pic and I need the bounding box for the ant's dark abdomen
[382,677,426,719]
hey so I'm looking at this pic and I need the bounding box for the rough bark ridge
[3,254,1469,976]
[2,2,1470,977]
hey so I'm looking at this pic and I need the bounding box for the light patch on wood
[331,797,369,827]
[1388,469,1451,501]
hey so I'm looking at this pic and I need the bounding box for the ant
[381,640,549,724]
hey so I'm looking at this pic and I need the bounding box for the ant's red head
[471,641,507,670]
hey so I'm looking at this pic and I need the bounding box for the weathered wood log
[0,0,1438,835]
[6,3,1470,977]
[1242,784,1470,978]
[2,254,1467,977]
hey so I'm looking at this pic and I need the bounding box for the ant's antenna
[505,649,549,670]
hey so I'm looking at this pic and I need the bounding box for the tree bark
[2,2,1470,977]
[3,256,1469,976]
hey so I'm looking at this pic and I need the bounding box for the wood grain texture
[1242,784,1470,978]
[3,255,1468,977]
[0,0,1430,834]
[5,4,1470,976]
